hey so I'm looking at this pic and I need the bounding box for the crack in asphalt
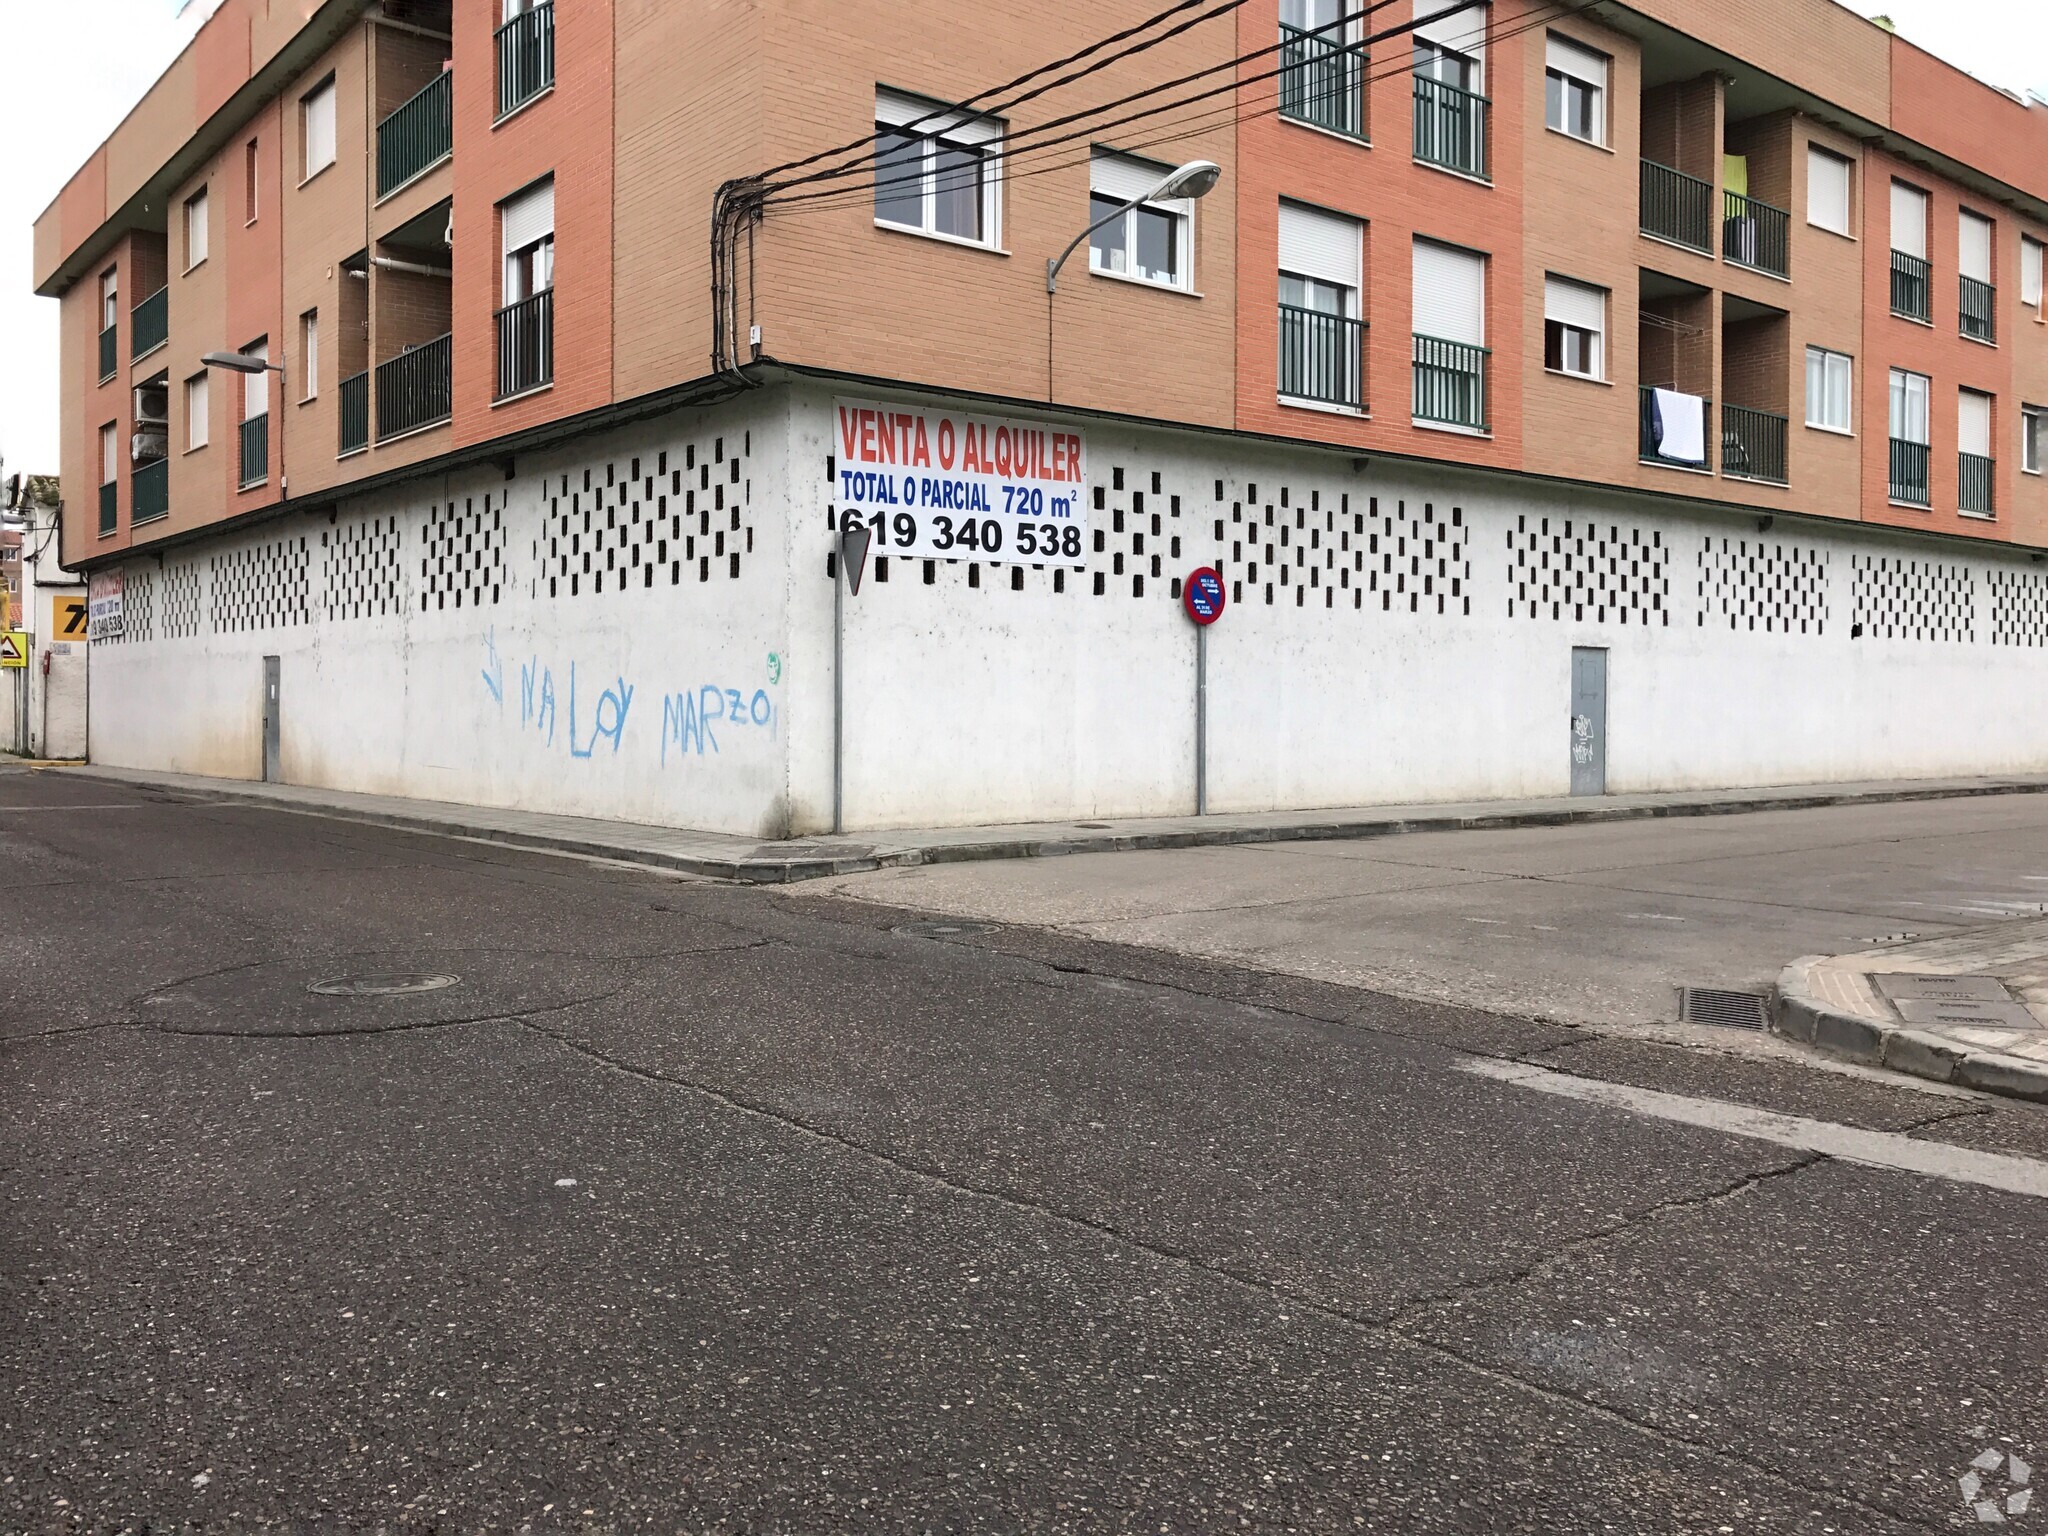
[520,1018,1941,1534]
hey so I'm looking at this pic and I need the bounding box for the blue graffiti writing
[481,628,504,704]
[521,658,557,747]
[568,663,635,759]
[662,685,777,764]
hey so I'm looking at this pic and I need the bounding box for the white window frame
[1959,210,1994,284]
[1891,180,1928,259]
[1087,152,1194,293]
[301,76,337,181]
[2024,404,2044,475]
[1889,367,1929,447]
[99,422,118,487]
[2024,237,2044,309]
[872,89,1004,251]
[183,188,209,270]
[100,268,118,330]
[242,339,269,422]
[1543,34,1606,146]
[184,373,209,451]
[1542,274,1605,380]
[1958,388,1992,459]
[300,310,319,401]
[501,177,556,304]
[1806,147,1852,237]
[1804,347,1853,435]
[1412,236,1486,347]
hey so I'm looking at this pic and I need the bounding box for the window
[1960,389,1992,456]
[1542,275,1604,379]
[100,268,118,330]
[1412,1,1485,92]
[1412,237,1488,430]
[1544,34,1605,144]
[1804,346,1853,433]
[2025,405,2044,474]
[1806,147,1851,236]
[1087,153,1193,290]
[183,188,209,269]
[1960,211,1993,284]
[185,374,209,450]
[1890,180,1928,259]
[1277,201,1363,409]
[100,423,118,486]
[243,339,269,421]
[301,77,336,179]
[1889,368,1929,444]
[501,177,556,302]
[300,311,319,400]
[245,139,259,223]
[873,89,1003,247]
[2025,237,2044,309]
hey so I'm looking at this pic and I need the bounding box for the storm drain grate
[308,973,460,997]
[1678,986,1769,1030]
[892,921,1001,940]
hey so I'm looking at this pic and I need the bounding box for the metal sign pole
[1195,622,1208,816]
[832,550,844,836]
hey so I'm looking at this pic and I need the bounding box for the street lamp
[1043,159,1220,403]
[201,348,288,496]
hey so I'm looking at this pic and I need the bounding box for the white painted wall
[86,381,2048,836]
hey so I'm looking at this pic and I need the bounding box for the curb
[46,765,2048,888]
[1770,956,2048,1106]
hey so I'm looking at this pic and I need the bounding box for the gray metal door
[1569,647,1607,797]
[262,656,281,783]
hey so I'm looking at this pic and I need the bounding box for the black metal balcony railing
[1640,160,1714,253]
[377,70,453,198]
[1722,190,1789,280]
[131,287,169,359]
[338,370,369,456]
[239,415,269,489]
[1721,404,1788,486]
[1638,387,1714,470]
[98,325,117,383]
[1279,24,1365,140]
[1278,303,1364,410]
[1961,275,1996,343]
[1889,436,1930,505]
[1412,75,1488,178]
[98,481,117,536]
[495,289,554,400]
[496,2,556,120]
[376,334,452,440]
[1960,451,1995,515]
[1891,250,1931,322]
[131,457,168,523]
[1412,334,1488,430]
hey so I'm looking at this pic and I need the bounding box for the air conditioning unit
[131,428,169,463]
[133,382,169,425]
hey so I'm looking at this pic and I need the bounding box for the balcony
[1960,451,1995,515]
[1890,251,1931,322]
[1889,437,1930,506]
[131,287,168,360]
[98,325,117,383]
[377,71,453,198]
[338,370,369,456]
[1722,191,1788,280]
[1278,303,1364,410]
[239,415,269,489]
[1412,76,1487,179]
[1639,387,1713,471]
[496,1,555,120]
[132,458,168,523]
[376,334,452,440]
[1961,275,1996,343]
[1412,334,1487,431]
[1720,404,1788,486]
[495,289,554,400]
[1640,160,1713,253]
[1279,24,1364,141]
[97,481,116,535]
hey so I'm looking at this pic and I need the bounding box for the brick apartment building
[29,0,2048,833]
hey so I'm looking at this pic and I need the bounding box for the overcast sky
[1,0,2044,480]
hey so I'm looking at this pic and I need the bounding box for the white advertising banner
[88,568,125,640]
[834,398,1088,565]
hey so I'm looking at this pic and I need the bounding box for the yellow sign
[53,595,88,640]
[0,631,26,668]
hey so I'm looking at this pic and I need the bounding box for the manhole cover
[1074,823,1113,830]
[307,973,461,997]
[1677,986,1768,1030]
[891,921,1001,940]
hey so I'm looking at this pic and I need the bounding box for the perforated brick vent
[1220,489,1471,614]
[325,514,405,622]
[1989,568,2048,647]
[534,438,755,600]
[162,561,203,639]
[211,537,310,633]
[104,567,154,644]
[422,495,504,612]
[1697,537,1829,634]
[1851,554,1974,643]
[1507,516,1669,625]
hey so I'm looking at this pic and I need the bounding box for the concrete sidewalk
[1776,923,2048,1104]
[44,762,2048,884]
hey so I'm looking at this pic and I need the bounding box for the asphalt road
[6,765,2048,1533]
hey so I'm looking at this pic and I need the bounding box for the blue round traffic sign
[1183,566,1226,626]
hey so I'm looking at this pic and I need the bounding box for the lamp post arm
[1047,191,1152,295]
